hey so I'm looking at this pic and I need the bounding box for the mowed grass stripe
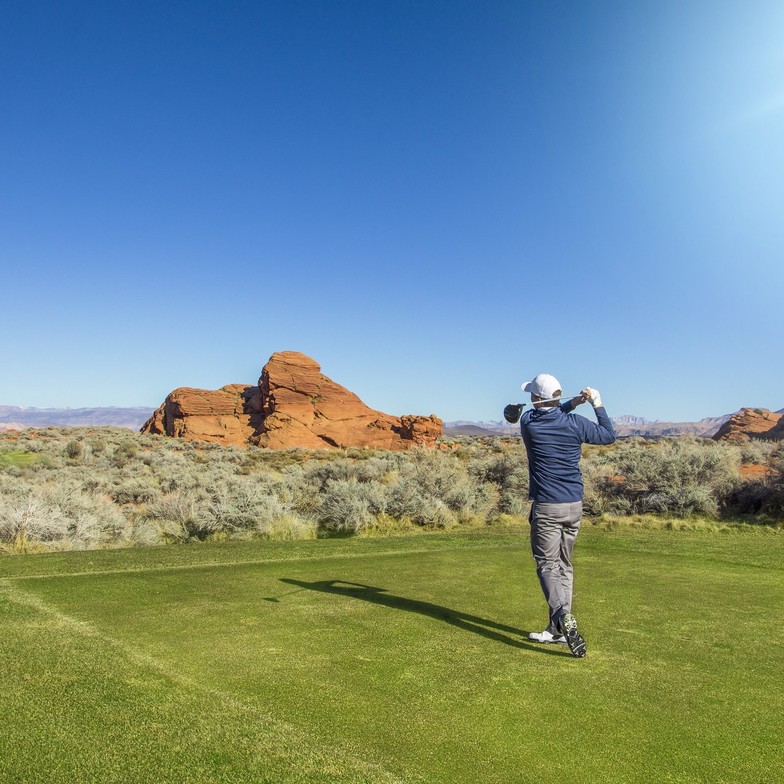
[3,530,783,783]
[1,545,472,582]
[2,526,780,583]
[0,580,411,784]
[0,531,526,581]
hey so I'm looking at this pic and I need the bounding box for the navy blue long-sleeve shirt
[520,403,616,503]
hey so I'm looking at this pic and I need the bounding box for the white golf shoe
[527,630,567,644]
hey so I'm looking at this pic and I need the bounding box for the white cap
[522,373,562,399]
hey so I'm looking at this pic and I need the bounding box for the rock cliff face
[712,408,783,443]
[141,384,262,447]
[766,416,784,441]
[141,351,442,450]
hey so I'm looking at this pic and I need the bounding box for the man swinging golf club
[516,373,616,657]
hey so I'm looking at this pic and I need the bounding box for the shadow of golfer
[278,578,565,656]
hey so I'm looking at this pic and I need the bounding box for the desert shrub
[258,513,318,540]
[209,480,292,531]
[722,442,784,517]
[110,477,161,505]
[387,477,448,527]
[738,440,777,465]
[49,482,130,547]
[1,426,781,553]
[111,440,139,468]
[765,446,784,516]
[0,482,129,552]
[145,491,218,541]
[469,452,528,516]
[286,455,400,520]
[584,438,740,516]
[734,444,784,518]
[0,494,62,551]
[239,447,315,474]
[301,455,401,486]
[65,439,84,460]
[317,478,388,533]
[726,479,771,515]
[387,449,493,528]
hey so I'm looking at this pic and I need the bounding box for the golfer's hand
[581,387,603,408]
[569,394,587,408]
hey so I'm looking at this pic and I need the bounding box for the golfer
[519,373,615,657]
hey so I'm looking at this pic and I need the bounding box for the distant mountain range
[0,406,154,431]
[444,412,741,438]
[2,405,782,440]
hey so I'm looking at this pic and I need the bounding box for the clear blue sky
[2,0,782,423]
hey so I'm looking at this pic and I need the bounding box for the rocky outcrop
[712,408,783,443]
[141,351,442,450]
[760,414,784,441]
[141,385,262,447]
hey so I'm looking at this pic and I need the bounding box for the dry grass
[0,428,781,553]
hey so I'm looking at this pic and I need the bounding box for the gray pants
[529,501,583,634]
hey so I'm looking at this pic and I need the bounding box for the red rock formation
[141,384,262,447]
[712,408,783,443]
[141,351,442,450]
[766,417,784,441]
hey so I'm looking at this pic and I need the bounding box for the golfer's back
[520,405,615,503]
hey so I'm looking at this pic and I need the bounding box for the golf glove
[583,388,603,408]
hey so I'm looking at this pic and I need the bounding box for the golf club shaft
[504,393,590,425]
[531,392,585,405]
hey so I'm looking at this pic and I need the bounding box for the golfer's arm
[591,406,616,444]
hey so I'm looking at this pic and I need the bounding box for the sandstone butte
[141,351,443,450]
[712,407,783,443]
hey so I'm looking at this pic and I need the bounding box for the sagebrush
[0,428,781,552]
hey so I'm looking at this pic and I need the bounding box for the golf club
[504,393,586,424]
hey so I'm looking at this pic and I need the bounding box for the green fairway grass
[1,528,782,783]
[0,450,44,468]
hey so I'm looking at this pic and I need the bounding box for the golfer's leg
[558,501,583,615]
[530,502,571,634]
